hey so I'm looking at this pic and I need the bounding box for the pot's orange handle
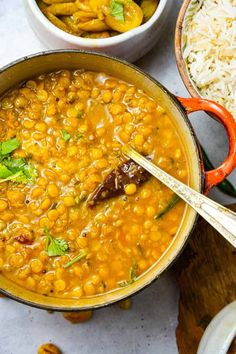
[177,97,236,193]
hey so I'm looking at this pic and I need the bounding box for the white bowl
[197,301,236,354]
[25,0,171,62]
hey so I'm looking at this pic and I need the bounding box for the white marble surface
[0,1,235,354]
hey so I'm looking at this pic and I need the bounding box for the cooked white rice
[183,0,236,119]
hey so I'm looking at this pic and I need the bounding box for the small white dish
[25,0,171,62]
[198,301,236,354]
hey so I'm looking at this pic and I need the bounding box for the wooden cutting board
[175,204,236,354]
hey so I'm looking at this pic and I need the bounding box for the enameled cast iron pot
[0,51,235,311]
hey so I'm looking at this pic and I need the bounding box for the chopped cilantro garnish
[118,263,138,287]
[0,139,37,184]
[0,164,13,179]
[0,170,25,183]
[0,138,20,155]
[3,157,25,170]
[63,251,87,268]
[22,163,38,184]
[0,158,37,184]
[61,129,71,142]
[130,264,138,282]
[110,0,125,23]
[44,226,69,257]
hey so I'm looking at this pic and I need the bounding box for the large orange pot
[0,51,235,311]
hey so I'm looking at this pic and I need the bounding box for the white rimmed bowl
[25,0,171,62]
[197,301,236,354]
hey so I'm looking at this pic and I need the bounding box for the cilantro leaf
[0,171,26,184]
[61,129,71,142]
[1,138,20,155]
[0,158,37,184]
[63,251,87,268]
[0,139,38,185]
[47,238,69,256]
[0,164,13,179]
[110,0,125,23]
[3,157,25,171]
[23,163,38,184]
[130,263,138,282]
[44,226,69,257]
[118,263,138,287]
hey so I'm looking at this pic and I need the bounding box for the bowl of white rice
[175,0,236,121]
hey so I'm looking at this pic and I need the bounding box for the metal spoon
[123,145,236,248]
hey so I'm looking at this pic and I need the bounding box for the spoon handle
[123,146,236,248]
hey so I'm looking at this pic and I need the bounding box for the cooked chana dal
[63,310,93,323]
[38,343,62,354]
[0,69,188,299]
[37,0,159,38]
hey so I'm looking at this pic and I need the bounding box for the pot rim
[0,50,202,311]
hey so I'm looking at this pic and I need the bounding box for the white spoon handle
[123,146,236,248]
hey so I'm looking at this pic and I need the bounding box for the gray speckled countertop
[0,1,235,353]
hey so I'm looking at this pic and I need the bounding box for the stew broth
[0,70,188,298]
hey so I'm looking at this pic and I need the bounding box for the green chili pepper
[155,194,181,220]
[200,145,236,198]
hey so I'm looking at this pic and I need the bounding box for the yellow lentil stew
[37,0,159,38]
[0,69,188,298]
